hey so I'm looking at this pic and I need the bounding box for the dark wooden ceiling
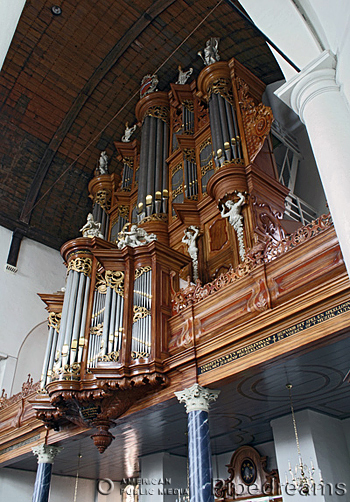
[0,0,283,250]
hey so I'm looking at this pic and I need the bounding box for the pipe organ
[34,46,291,452]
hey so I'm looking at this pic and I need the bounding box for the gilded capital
[175,383,220,413]
[32,443,63,464]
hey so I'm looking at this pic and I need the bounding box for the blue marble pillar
[32,444,63,502]
[175,384,220,502]
[188,409,213,502]
[32,462,53,502]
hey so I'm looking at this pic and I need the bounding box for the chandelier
[286,384,323,495]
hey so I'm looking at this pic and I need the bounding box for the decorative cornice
[275,51,338,123]
[32,443,63,464]
[175,383,220,413]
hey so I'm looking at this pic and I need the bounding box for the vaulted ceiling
[0,0,283,250]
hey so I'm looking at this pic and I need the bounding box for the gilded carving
[98,351,119,362]
[201,160,213,177]
[52,362,81,381]
[172,162,183,177]
[135,266,152,280]
[199,137,212,153]
[172,185,184,199]
[183,148,196,163]
[105,270,125,296]
[207,78,235,106]
[94,189,112,211]
[67,257,93,277]
[144,105,169,125]
[48,312,61,332]
[95,273,107,294]
[236,77,274,162]
[133,305,151,322]
[182,100,194,112]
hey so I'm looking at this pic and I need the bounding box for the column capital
[275,50,339,123]
[175,383,220,413]
[32,443,63,464]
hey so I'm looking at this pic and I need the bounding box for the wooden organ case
[32,54,292,452]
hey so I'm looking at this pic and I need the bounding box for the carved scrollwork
[144,106,169,125]
[48,312,61,332]
[135,266,151,280]
[95,272,107,294]
[236,77,274,162]
[105,270,125,296]
[94,189,112,211]
[98,351,119,362]
[52,363,81,381]
[183,148,196,163]
[131,350,150,360]
[67,257,93,277]
[197,99,209,128]
[133,305,151,323]
[207,78,235,106]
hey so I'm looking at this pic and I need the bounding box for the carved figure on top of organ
[198,37,220,66]
[121,122,137,142]
[117,223,157,249]
[80,213,104,239]
[220,192,246,260]
[176,65,193,85]
[140,74,159,98]
[98,151,109,175]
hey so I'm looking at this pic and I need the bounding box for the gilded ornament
[172,162,183,177]
[139,213,168,225]
[131,350,150,360]
[67,257,93,277]
[133,306,151,323]
[52,363,81,381]
[48,312,61,332]
[94,189,111,211]
[182,100,194,112]
[144,105,169,125]
[134,266,152,280]
[98,351,119,362]
[95,273,107,294]
[183,148,196,163]
[172,185,184,199]
[201,160,213,177]
[200,137,212,153]
[207,78,235,106]
[105,270,125,296]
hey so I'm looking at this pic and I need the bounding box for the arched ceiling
[0,0,283,249]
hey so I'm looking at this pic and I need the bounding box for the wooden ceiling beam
[19,0,176,225]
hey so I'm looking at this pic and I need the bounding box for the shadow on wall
[11,321,47,395]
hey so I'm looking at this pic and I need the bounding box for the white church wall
[0,226,66,395]
[0,0,26,71]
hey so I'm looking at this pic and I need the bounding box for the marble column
[32,444,63,502]
[275,50,350,278]
[175,384,220,502]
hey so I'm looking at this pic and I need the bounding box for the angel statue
[121,122,137,142]
[176,65,193,85]
[117,223,157,249]
[198,37,220,66]
[182,225,200,281]
[80,213,104,239]
[98,151,109,175]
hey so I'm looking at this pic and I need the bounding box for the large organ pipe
[218,94,231,162]
[40,324,55,389]
[61,271,80,368]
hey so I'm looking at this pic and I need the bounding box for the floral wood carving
[236,77,274,162]
[252,196,285,243]
[172,214,332,313]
